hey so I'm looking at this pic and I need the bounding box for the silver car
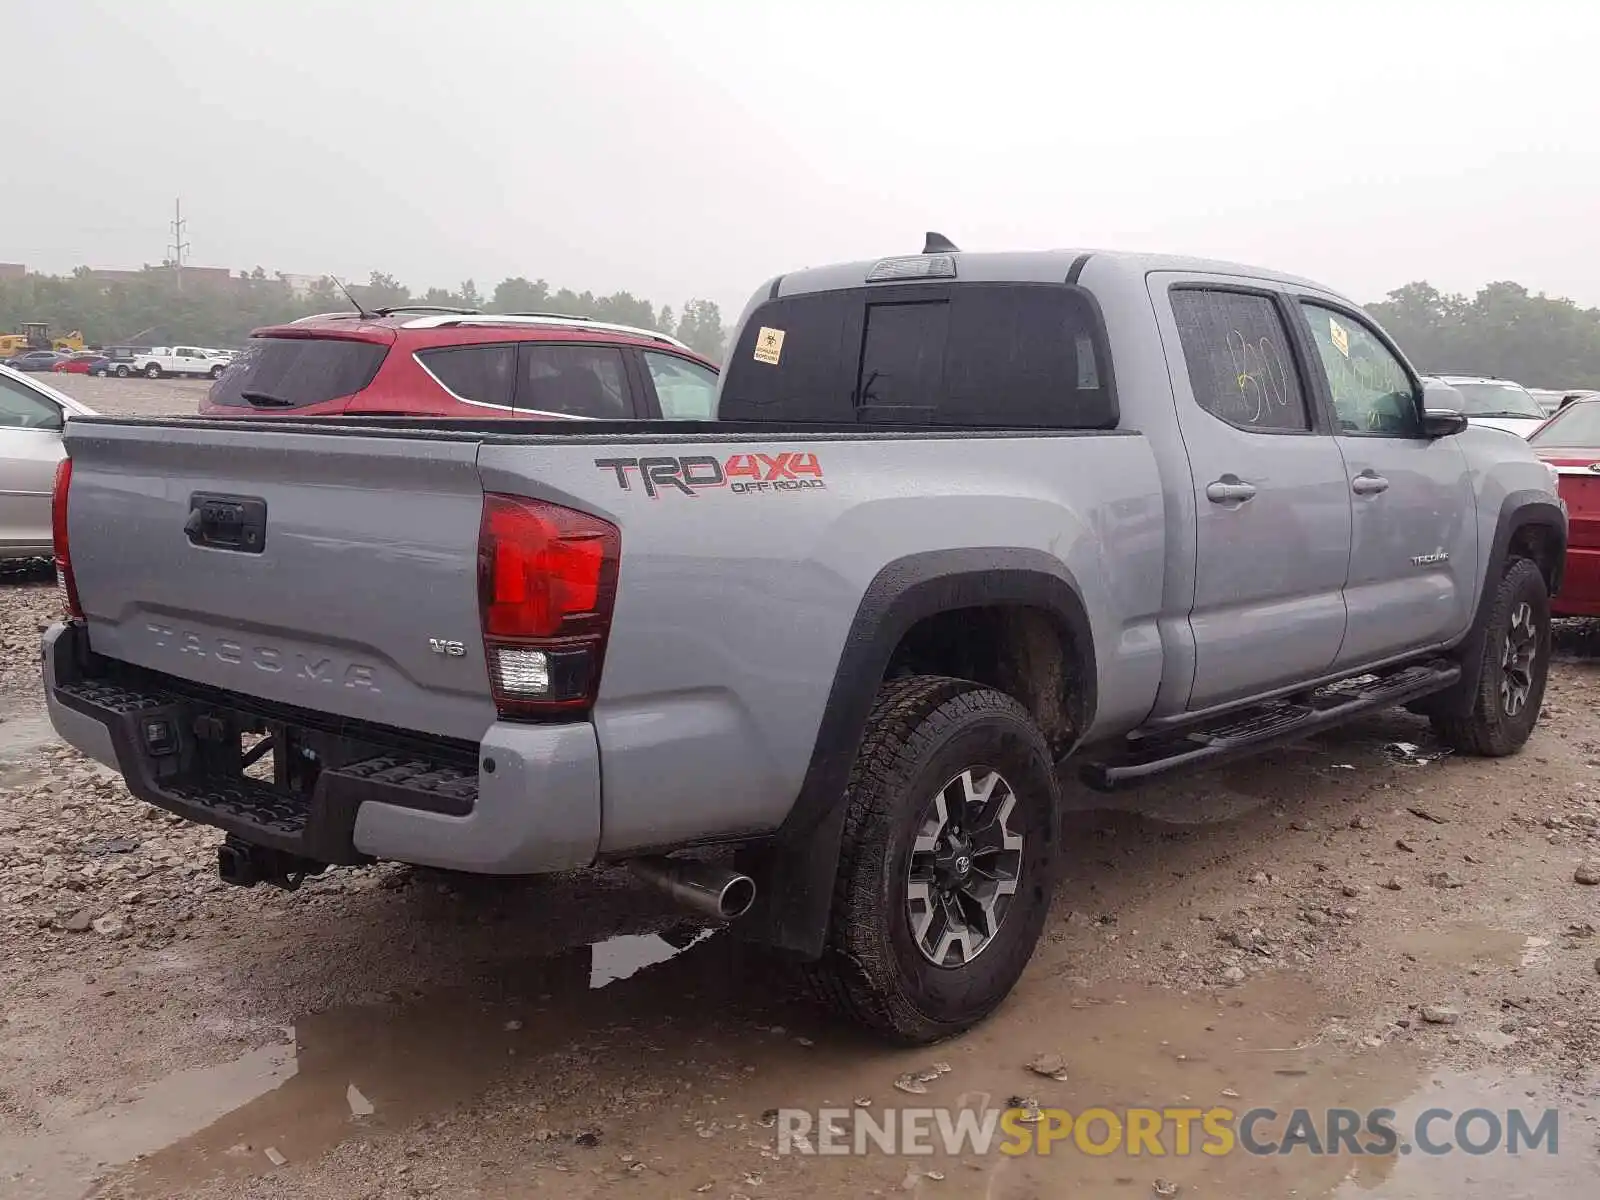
[0,363,95,560]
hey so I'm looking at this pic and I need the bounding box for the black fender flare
[1433,491,1566,717]
[737,547,1096,958]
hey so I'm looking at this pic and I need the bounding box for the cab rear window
[718,282,1115,428]
[208,336,388,409]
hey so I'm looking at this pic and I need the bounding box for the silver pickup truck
[42,243,1565,1043]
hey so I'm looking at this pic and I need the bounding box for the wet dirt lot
[43,374,210,420]
[3,380,1598,1197]
[5,572,1600,1200]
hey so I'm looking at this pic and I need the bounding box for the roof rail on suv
[372,305,484,317]
[285,305,485,325]
[398,312,692,351]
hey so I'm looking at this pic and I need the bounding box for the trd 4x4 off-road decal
[595,452,825,498]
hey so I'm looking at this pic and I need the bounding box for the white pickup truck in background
[128,346,232,380]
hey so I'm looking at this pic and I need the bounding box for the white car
[0,363,95,560]
[1426,374,1548,438]
[129,346,232,380]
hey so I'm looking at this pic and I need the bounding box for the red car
[51,353,112,376]
[1530,397,1600,616]
[200,308,719,421]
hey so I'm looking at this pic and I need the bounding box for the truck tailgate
[63,421,496,742]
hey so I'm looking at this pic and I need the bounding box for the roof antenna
[922,231,960,254]
[332,276,375,319]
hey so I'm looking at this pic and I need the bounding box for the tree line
[1367,281,1600,389]
[7,264,1599,388]
[0,267,729,360]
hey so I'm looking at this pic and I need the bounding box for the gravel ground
[4,529,1600,1195]
[45,374,210,419]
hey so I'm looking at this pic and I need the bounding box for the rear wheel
[114,364,130,377]
[144,363,161,379]
[804,676,1060,1044]
[1432,556,1550,756]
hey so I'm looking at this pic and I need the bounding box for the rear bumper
[1552,546,1600,617]
[42,622,601,874]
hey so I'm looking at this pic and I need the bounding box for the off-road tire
[143,362,161,379]
[802,675,1060,1044]
[1432,556,1550,756]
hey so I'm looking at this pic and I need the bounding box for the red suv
[200,308,720,420]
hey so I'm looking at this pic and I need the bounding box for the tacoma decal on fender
[595,453,825,497]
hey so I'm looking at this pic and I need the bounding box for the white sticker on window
[753,326,785,366]
[1329,316,1350,358]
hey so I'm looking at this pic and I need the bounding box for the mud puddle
[5,926,731,1198]
[7,926,1586,1200]
[1328,1070,1600,1200]
[1393,921,1530,969]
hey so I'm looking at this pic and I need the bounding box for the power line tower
[167,199,190,291]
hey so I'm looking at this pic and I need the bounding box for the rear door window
[515,345,631,418]
[1169,289,1310,432]
[416,344,516,409]
[208,337,389,409]
[718,283,1114,427]
[643,352,719,419]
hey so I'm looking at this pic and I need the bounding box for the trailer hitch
[217,835,325,891]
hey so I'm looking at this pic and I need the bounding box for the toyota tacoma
[42,240,1565,1043]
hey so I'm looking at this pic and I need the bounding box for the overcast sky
[9,0,1600,314]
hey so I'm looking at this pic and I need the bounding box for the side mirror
[1422,408,1469,438]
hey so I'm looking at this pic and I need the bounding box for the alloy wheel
[1501,600,1538,716]
[905,767,1025,967]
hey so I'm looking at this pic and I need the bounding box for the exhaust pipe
[628,857,757,921]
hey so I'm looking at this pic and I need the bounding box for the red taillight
[477,494,619,717]
[51,458,83,621]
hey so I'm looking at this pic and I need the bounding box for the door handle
[1351,472,1390,496]
[1205,476,1257,504]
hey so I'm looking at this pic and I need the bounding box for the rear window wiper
[239,390,296,408]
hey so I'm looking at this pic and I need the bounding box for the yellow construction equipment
[0,323,86,356]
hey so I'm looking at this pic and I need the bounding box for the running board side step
[1079,660,1461,791]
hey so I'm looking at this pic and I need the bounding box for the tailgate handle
[185,492,268,554]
